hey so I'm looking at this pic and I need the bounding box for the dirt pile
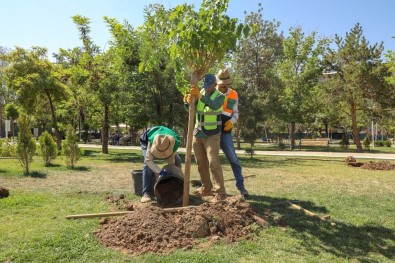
[95,196,267,255]
[345,156,364,167]
[361,161,395,170]
[0,187,9,198]
[345,157,395,170]
[105,194,134,211]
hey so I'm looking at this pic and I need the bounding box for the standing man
[216,68,249,197]
[186,74,227,199]
[139,126,182,203]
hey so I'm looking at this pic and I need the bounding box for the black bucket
[154,165,184,206]
[131,170,155,196]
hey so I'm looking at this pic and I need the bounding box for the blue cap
[202,74,217,89]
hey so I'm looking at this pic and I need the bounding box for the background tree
[16,114,36,175]
[0,46,14,138]
[323,23,388,152]
[275,27,328,149]
[54,47,92,142]
[4,47,67,151]
[134,6,187,129]
[4,102,19,139]
[73,15,122,154]
[233,4,284,149]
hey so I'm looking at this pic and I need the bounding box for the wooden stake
[66,206,197,219]
[288,202,335,226]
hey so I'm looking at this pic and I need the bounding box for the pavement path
[79,144,395,160]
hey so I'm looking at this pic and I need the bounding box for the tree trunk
[102,103,110,154]
[350,102,363,152]
[46,92,62,152]
[183,71,200,207]
[290,121,296,150]
[236,118,241,150]
[324,121,329,138]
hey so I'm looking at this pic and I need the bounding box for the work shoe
[193,188,213,197]
[239,188,249,197]
[206,193,228,203]
[140,193,152,203]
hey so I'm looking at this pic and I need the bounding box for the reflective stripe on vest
[196,89,222,135]
[222,89,238,117]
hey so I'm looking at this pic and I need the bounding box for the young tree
[38,131,57,166]
[323,23,388,152]
[275,27,329,149]
[16,114,36,175]
[165,0,248,205]
[62,125,82,169]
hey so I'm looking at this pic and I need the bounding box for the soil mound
[345,157,395,170]
[361,161,395,170]
[95,196,267,255]
[0,187,9,198]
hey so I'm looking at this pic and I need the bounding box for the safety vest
[222,89,238,117]
[196,89,222,136]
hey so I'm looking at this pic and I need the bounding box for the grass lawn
[1,148,394,262]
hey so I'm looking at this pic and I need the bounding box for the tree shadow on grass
[44,163,61,168]
[69,166,90,171]
[0,169,6,174]
[29,171,47,178]
[237,155,297,169]
[82,149,143,164]
[249,195,395,261]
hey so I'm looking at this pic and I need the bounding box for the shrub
[0,139,17,157]
[62,125,82,169]
[384,140,392,147]
[374,140,383,147]
[340,136,350,149]
[363,136,371,151]
[38,131,57,166]
[16,115,37,175]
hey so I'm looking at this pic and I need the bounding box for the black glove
[159,169,168,177]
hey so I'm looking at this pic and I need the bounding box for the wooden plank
[66,206,197,219]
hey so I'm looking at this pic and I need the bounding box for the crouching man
[139,126,182,203]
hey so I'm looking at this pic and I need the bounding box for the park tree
[275,27,329,149]
[233,4,284,148]
[165,0,247,205]
[16,114,36,175]
[72,15,120,154]
[323,23,389,152]
[54,47,92,141]
[133,6,187,130]
[4,47,67,151]
[62,124,82,169]
[0,46,15,137]
[38,131,57,166]
[4,102,19,139]
[381,47,395,137]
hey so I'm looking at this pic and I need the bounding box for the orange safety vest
[222,89,238,117]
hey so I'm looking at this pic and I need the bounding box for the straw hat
[151,134,175,159]
[216,68,232,85]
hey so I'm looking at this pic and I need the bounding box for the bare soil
[345,157,395,170]
[361,161,395,170]
[0,187,9,198]
[95,196,268,256]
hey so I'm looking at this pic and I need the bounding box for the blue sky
[1,0,395,57]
